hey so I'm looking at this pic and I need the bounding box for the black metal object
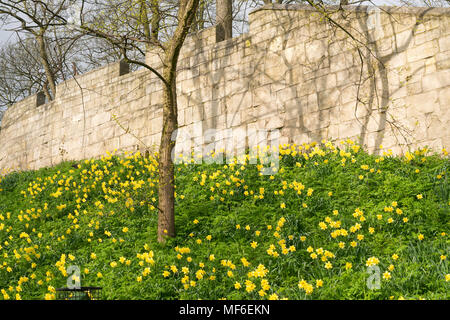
[55,287,102,300]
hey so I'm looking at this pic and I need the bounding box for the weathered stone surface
[0,5,449,171]
[422,70,450,91]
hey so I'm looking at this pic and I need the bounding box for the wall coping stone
[250,4,450,17]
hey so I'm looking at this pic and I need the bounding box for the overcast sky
[0,28,15,45]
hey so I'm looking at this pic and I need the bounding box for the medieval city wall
[0,4,449,171]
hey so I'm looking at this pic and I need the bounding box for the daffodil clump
[0,141,448,300]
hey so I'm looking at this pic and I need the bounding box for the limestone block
[228,92,253,111]
[315,74,337,92]
[91,111,110,128]
[151,116,163,133]
[389,86,408,101]
[193,105,204,122]
[264,56,289,82]
[204,100,223,120]
[254,103,279,120]
[406,81,423,96]
[283,43,305,65]
[339,85,357,105]
[178,107,186,126]
[240,107,256,124]
[339,120,361,138]
[439,87,450,107]
[406,91,439,116]
[424,56,437,74]
[438,35,450,52]
[422,70,450,92]
[275,86,298,103]
[85,141,106,159]
[328,123,339,139]
[406,41,439,63]
[425,115,445,140]
[305,93,319,113]
[252,85,275,108]
[229,78,250,94]
[387,52,407,71]
[268,36,283,53]
[306,39,328,63]
[435,52,450,70]
[296,80,315,97]
[301,111,320,132]
[226,112,241,128]
[330,53,352,73]
[184,107,193,125]
[258,116,284,130]
[393,29,414,51]
[284,99,303,119]
[317,88,340,110]
[292,131,311,145]
[414,27,440,46]
[185,92,198,108]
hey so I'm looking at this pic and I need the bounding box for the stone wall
[0,4,449,171]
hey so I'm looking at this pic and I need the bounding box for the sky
[0,28,15,45]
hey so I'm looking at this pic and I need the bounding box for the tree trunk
[191,0,206,32]
[157,74,177,242]
[156,0,199,243]
[42,81,52,103]
[140,0,151,50]
[198,0,206,30]
[150,0,160,43]
[216,0,232,42]
[36,32,56,100]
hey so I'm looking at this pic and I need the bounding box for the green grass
[0,141,448,300]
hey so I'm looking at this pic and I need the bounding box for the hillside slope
[0,141,448,300]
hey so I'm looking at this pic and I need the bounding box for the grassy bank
[0,140,448,300]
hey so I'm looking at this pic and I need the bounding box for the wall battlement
[0,4,449,171]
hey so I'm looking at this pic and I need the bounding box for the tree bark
[150,0,160,43]
[216,0,232,42]
[36,32,56,100]
[140,0,151,50]
[158,74,177,241]
[191,0,207,32]
[157,0,199,243]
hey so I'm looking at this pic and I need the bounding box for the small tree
[0,1,147,107]
[0,39,45,108]
[0,0,76,101]
[77,0,200,242]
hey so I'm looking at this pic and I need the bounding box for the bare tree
[0,1,78,101]
[0,31,91,109]
[0,38,44,108]
[0,0,148,112]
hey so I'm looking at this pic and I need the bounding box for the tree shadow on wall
[147,4,440,161]
[202,4,439,155]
